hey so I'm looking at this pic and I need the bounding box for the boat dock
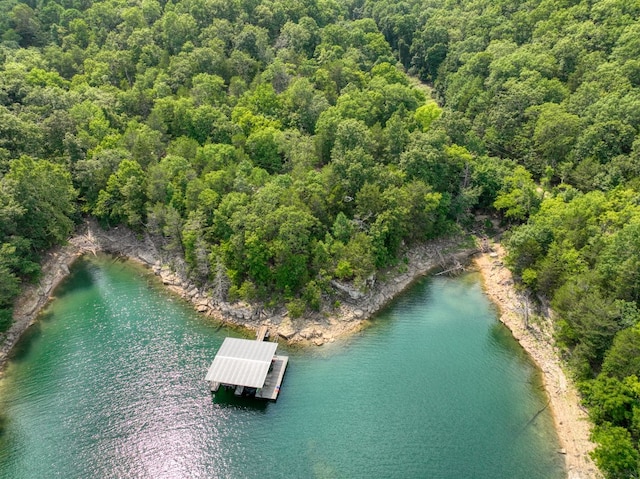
[255,355,289,400]
[205,327,288,401]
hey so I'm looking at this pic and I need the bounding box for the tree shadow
[51,258,96,298]
[5,317,47,364]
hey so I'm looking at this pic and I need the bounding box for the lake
[0,255,564,478]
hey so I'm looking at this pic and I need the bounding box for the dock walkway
[256,325,269,341]
[255,355,288,400]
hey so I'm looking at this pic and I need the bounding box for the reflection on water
[5,320,44,364]
[0,257,565,479]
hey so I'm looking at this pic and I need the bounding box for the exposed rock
[3,220,474,377]
[166,285,182,296]
[195,298,209,307]
[278,327,296,340]
[241,308,253,320]
[299,327,319,339]
[330,280,366,300]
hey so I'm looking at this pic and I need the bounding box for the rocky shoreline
[474,244,600,479]
[1,220,474,368]
[143,231,474,347]
[0,220,600,479]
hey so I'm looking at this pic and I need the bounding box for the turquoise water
[0,256,565,478]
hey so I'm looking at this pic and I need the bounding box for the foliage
[505,187,640,470]
[2,1,640,475]
[362,0,640,471]
[286,298,306,319]
[591,424,640,479]
[0,0,503,330]
[493,166,540,222]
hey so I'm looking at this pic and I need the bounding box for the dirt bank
[474,243,600,479]
[1,221,472,367]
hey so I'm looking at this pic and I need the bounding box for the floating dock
[205,329,288,401]
[255,355,288,400]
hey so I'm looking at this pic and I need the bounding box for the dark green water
[0,256,565,479]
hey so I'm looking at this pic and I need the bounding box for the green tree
[603,325,640,379]
[4,156,76,249]
[553,274,626,377]
[414,102,442,132]
[591,424,640,479]
[532,103,582,170]
[494,166,540,222]
[94,160,147,229]
[10,4,43,47]
[245,126,283,174]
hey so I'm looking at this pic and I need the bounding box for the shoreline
[0,222,160,370]
[474,243,600,479]
[0,222,600,479]
[1,221,473,368]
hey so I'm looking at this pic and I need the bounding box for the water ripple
[0,260,564,479]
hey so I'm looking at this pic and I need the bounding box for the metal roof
[205,338,278,389]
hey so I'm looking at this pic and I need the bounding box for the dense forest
[1,0,640,476]
[0,0,509,325]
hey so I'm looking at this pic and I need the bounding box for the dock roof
[205,338,278,389]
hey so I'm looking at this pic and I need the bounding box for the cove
[0,255,565,478]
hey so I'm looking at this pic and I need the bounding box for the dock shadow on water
[210,388,269,412]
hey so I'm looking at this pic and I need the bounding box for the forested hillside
[1,0,640,475]
[0,0,511,330]
[369,0,640,183]
[364,0,640,476]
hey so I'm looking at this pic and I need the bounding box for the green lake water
[0,256,565,478]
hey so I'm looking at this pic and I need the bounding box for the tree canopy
[0,0,513,330]
[1,0,640,474]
